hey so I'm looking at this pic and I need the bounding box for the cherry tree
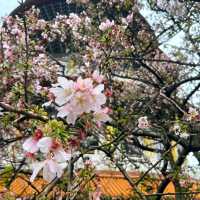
[0,0,200,200]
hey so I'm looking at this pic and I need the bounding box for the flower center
[51,140,60,150]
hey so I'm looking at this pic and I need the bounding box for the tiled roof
[1,171,200,199]
[92,170,139,198]
[10,177,46,197]
[91,171,175,198]
[0,177,47,198]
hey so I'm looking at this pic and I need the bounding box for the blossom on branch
[93,107,112,127]
[37,137,71,162]
[138,116,150,129]
[30,159,66,182]
[50,77,75,106]
[49,71,111,125]
[23,129,43,153]
[99,19,114,31]
[23,134,70,182]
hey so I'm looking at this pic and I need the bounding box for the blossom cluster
[50,70,112,126]
[99,19,115,31]
[185,107,200,121]
[41,12,91,43]
[23,129,70,182]
[22,71,112,182]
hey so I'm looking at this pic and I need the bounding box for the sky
[0,0,18,18]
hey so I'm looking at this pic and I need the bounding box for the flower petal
[66,112,79,125]
[37,137,52,153]
[30,161,45,182]
[93,84,104,94]
[43,161,56,182]
[58,77,74,89]
[23,137,39,153]
[54,148,71,162]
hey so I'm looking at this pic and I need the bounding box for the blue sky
[0,0,18,17]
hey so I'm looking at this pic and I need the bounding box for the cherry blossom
[23,129,43,154]
[74,77,93,92]
[50,75,110,125]
[37,137,71,162]
[66,0,72,4]
[186,107,199,121]
[57,103,79,125]
[89,84,106,112]
[23,137,39,154]
[3,42,16,63]
[66,13,82,31]
[1,1,200,198]
[92,70,104,83]
[99,19,115,31]
[89,181,102,200]
[23,134,70,182]
[71,91,92,113]
[30,159,66,182]
[138,116,150,129]
[93,107,112,126]
[121,13,133,26]
[50,77,75,106]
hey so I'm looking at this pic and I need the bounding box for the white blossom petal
[93,84,104,94]
[54,148,71,162]
[37,137,52,153]
[30,161,45,182]
[23,137,39,153]
[43,161,56,182]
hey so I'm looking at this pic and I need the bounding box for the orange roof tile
[91,170,138,198]
[9,176,46,197]
[1,171,200,199]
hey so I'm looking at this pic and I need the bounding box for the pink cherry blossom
[30,159,66,182]
[37,137,71,162]
[23,129,43,154]
[23,137,39,154]
[10,27,22,36]
[74,77,93,92]
[35,19,47,30]
[186,107,199,121]
[138,116,150,129]
[71,91,92,113]
[57,103,79,125]
[90,185,102,200]
[93,107,112,126]
[49,74,110,125]
[92,70,104,83]
[90,84,106,111]
[66,13,82,31]
[126,13,133,23]
[121,13,133,25]
[50,77,75,106]
[99,19,115,31]
[3,42,15,63]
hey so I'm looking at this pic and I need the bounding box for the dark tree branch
[182,82,200,106]
[164,76,200,97]
[111,72,160,88]
[0,102,48,122]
